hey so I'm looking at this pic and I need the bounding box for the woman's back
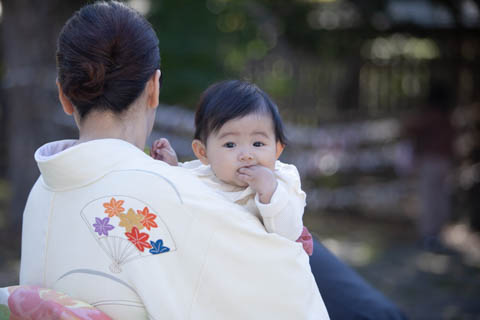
[21,138,328,319]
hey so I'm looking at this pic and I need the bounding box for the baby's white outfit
[181,160,306,241]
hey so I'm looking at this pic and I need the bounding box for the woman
[20,1,406,319]
[19,2,328,319]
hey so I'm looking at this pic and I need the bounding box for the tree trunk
[1,0,83,238]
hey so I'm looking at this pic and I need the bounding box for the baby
[152,80,313,255]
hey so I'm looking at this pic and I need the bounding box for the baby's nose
[239,152,254,161]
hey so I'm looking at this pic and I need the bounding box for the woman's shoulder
[179,160,214,177]
[141,158,217,194]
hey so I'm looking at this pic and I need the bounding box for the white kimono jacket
[20,139,329,320]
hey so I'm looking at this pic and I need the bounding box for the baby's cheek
[212,164,232,181]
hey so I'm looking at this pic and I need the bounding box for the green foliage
[146,0,472,120]
[149,0,222,107]
[146,0,381,110]
[148,0,276,108]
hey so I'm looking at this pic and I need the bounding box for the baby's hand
[151,138,178,166]
[237,165,277,204]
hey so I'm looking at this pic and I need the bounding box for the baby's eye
[253,141,265,147]
[223,142,236,148]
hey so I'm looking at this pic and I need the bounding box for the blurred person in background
[465,102,480,233]
[405,81,456,253]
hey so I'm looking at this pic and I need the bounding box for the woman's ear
[192,139,209,165]
[147,69,161,109]
[275,142,285,160]
[56,79,75,115]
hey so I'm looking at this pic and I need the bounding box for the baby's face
[205,113,280,187]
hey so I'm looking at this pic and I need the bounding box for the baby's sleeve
[255,161,306,241]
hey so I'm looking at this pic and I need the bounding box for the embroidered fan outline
[81,195,177,273]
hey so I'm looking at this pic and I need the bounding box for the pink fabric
[7,286,112,320]
[296,226,314,256]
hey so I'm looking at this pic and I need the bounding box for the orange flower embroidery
[125,226,152,252]
[137,207,158,231]
[103,198,125,217]
[118,208,144,233]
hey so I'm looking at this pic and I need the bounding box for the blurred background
[0,0,479,318]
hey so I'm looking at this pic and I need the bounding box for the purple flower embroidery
[93,217,114,236]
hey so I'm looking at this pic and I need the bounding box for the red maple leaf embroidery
[125,226,152,252]
[137,207,158,231]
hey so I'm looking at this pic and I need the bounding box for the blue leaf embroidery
[149,239,170,254]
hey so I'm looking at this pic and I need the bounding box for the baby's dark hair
[194,80,287,145]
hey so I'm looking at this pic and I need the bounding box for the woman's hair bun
[67,61,106,103]
[56,1,160,118]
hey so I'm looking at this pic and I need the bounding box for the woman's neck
[76,109,148,150]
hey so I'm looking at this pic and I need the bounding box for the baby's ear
[275,142,285,160]
[192,139,209,165]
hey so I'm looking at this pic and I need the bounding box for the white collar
[35,139,148,191]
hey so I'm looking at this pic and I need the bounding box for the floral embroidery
[125,226,152,252]
[92,217,114,236]
[149,239,170,254]
[118,208,144,233]
[83,196,174,272]
[137,207,158,231]
[103,197,125,217]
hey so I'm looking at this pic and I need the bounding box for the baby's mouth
[237,165,252,172]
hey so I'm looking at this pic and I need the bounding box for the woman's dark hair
[194,80,287,145]
[56,1,160,119]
